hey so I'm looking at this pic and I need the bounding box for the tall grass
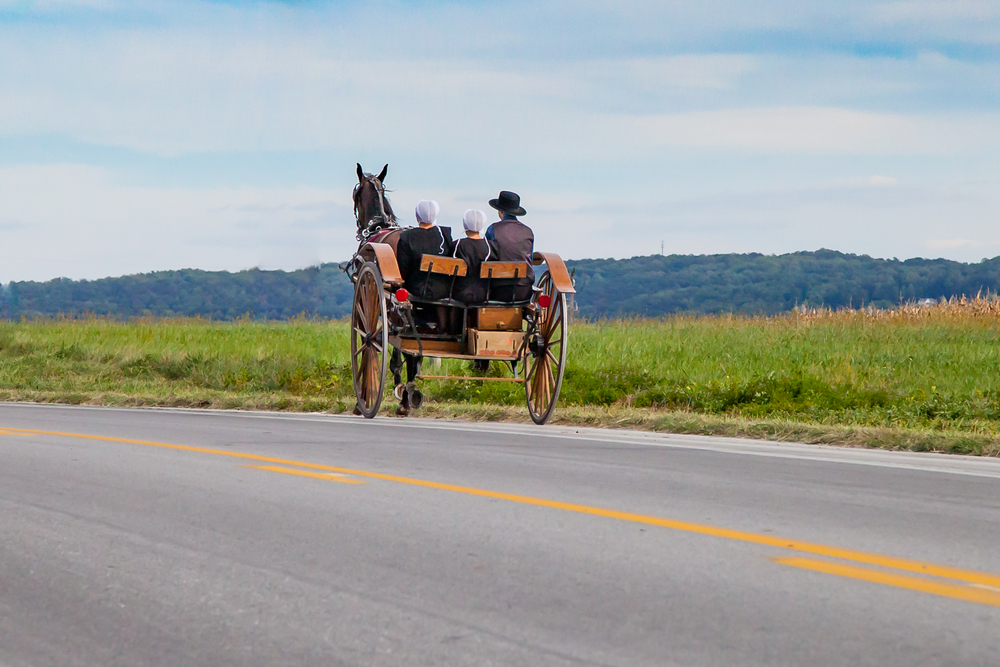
[0,316,353,411]
[2,298,1000,442]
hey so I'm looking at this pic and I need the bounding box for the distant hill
[0,265,354,321]
[3,250,1000,320]
[569,250,1000,318]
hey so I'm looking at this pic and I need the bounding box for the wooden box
[466,329,526,358]
[475,307,522,331]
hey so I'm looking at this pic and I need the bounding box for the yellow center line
[774,557,1000,607]
[0,429,35,437]
[5,425,1000,605]
[244,464,367,484]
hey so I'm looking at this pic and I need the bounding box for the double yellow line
[4,425,1000,607]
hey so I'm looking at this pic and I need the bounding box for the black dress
[396,226,455,300]
[451,237,495,304]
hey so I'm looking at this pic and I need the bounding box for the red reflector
[538,294,552,308]
[395,288,409,302]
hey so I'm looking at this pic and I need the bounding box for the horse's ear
[357,163,364,183]
[377,164,388,182]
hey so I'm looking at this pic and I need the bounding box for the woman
[395,199,454,300]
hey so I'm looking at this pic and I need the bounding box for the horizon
[4,248,1000,286]
[2,1,998,283]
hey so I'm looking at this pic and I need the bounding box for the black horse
[353,163,398,242]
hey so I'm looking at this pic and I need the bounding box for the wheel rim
[524,272,567,425]
[350,263,388,418]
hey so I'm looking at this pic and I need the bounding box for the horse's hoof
[395,403,410,417]
[352,404,363,416]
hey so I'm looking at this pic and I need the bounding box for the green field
[2,301,1000,455]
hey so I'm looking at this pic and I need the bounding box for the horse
[353,163,404,252]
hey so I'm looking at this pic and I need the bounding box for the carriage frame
[343,241,575,424]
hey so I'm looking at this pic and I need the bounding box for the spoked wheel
[350,262,389,418]
[524,271,568,425]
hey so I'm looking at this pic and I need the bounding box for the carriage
[343,164,575,425]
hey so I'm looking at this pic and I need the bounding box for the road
[1,403,998,666]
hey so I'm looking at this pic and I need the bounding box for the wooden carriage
[345,242,575,424]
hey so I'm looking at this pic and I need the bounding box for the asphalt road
[1,404,998,666]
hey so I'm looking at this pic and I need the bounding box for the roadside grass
[2,298,1000,456]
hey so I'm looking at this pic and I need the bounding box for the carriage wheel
[350,262,389,418]
[524,271,568,425]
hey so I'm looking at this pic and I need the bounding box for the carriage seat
[409,255,467,303]
[480,262,533,305]
[419,255,467,277]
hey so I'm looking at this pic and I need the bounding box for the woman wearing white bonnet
[414,199,440,225]
[452,209,493,304]
[395,198,454,299]
[462,209,487,234]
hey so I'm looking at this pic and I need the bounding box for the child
[452,209,495,304]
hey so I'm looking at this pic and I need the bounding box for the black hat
[489,191,526,217]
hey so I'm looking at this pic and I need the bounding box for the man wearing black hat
[485,191,534,301]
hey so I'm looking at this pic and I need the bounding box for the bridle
[353,174,397,242]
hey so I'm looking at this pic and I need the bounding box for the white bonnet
[462,209,487,233]
[415,200,440,224]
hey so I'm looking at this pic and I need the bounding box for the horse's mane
[381,191,396,220]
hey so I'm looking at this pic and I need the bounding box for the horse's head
[353,163,396,239]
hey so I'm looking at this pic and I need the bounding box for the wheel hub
[528,333,546,356]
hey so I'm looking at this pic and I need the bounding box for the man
[485,191,534,301]
[395,199,454,301]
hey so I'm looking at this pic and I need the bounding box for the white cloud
[0,164,356,282]
[525,178,1000,263]
[3,8,998,158]
[2,0,1000,278]
[3,164,999,284]
[634,107,1000,155]
[2,23,997,160]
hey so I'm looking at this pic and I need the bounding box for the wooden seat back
[480,262,530,280]
[420,255,467,276]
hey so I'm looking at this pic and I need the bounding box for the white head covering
[415,200,440,225]
[462,209,487,233]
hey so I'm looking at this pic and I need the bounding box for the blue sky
[1,0,999,281]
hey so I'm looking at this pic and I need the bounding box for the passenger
[484,190,534,301]
[452,209,494,304]
[395,199,454,301]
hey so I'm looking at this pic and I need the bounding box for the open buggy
[343,165,576,425]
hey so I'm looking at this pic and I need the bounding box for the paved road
[1,404,998,666]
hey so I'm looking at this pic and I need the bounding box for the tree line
[569,250,1000,318]
[3,250,1000,320]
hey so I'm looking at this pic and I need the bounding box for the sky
[1,0,999,282]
